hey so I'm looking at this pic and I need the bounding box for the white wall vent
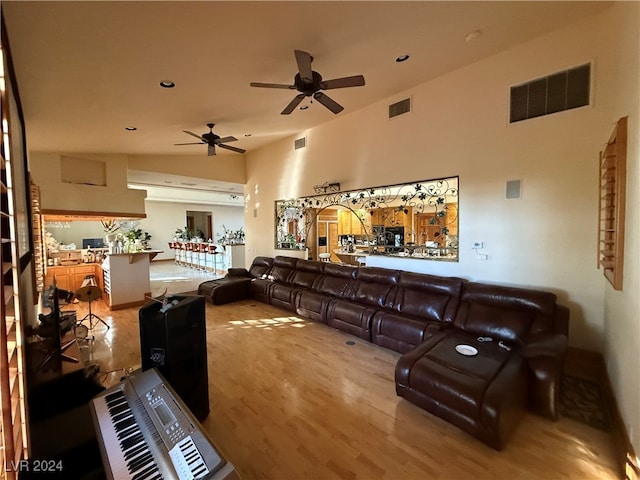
[510,63,590,123]
[294,137,306,150]
[389,98,411,119]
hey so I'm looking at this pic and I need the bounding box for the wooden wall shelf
[597,116,627,290]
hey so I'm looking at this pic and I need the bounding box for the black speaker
[139,295,209,420]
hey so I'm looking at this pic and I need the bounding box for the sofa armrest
[522,333,567,420]
[226,267,250,278]
[395,332,448,386]
[523,332,567,359]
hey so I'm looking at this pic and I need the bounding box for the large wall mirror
[275,176,458,262]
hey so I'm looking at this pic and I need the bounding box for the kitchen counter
[101,250,163,309]
[333,249,367,266]
[106,249,163,262]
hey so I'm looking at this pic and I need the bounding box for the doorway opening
[186,211,213,241]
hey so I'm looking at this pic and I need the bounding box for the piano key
[128,451,153,472]
[104,390,125,403]
[92,393,151,479]
[122,433,145,450]
[117,423,139,441]
[93,369,227,480]
[115,415,137,430]
[111,402,131,414]
[131,462,158,480]
[111,406,132,420]
[124,443,147,461]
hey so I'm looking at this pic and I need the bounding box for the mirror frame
[275,176,459,261]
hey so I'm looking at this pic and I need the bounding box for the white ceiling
[2,1,611,195]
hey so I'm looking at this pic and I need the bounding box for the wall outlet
[473,242,483,249]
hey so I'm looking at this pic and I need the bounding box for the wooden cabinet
[414,204,457,246]
[45,264,102,293]
[337,209,366,236]
[369,207,411,229]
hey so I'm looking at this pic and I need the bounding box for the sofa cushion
[248,256,274,278]
[313,263,357,298]
[350,267,400,308]
[371,310,443,353]
[295,290,331,323]
[198,277,251,305]
[270,256,298,284]
[289,259,325,289]
[453,282,558,345]
[326,299,378,340]
[394,272,464,323]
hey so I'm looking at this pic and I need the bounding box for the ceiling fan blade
[294,50,313,83]
[250,82,295,89]
[184,130,206,141]
[281,93,306,115]
[217,136,238,144]
[207,144,216,156]
[313,92,344,114]
[174,142,204,145]
[321,75,366,90]
[218,144,246,154]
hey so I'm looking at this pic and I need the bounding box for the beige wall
[244,3,639,453]
[30,152,147,216]
[600,1,640,459]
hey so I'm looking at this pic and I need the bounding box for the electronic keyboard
[90,368,235,480]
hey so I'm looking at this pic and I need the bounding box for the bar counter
[101,250,163,309]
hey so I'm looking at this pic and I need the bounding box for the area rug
[560,374,612,431]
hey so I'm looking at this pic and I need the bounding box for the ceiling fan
[174,123,246,156]
[250,49,365,114]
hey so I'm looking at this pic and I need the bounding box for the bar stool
[168,242,176,264]
[174,242,184,265]
[197,243,208,270]
[319,253,331,263]
[184,242,194,267]
[206,244,221,277]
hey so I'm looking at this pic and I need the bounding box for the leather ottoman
[197,277,252,305]
[395,330,526,449]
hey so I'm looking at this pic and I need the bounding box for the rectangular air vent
[294,137,306,150]
[389,97,411,119]
[510,63,590,123]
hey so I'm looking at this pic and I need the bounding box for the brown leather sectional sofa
[198,255,569,449]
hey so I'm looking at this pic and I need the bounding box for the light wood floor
[77,285,619,480]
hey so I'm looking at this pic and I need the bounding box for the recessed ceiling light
[159,80,175,88]
[244,133,252,137]
[395,54,410,63]
[300,105,309,110]
[164,181,173,184]
[125,126,137,131]
[465,29,483,43]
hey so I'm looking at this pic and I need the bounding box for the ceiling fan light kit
[250,49,365,115]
